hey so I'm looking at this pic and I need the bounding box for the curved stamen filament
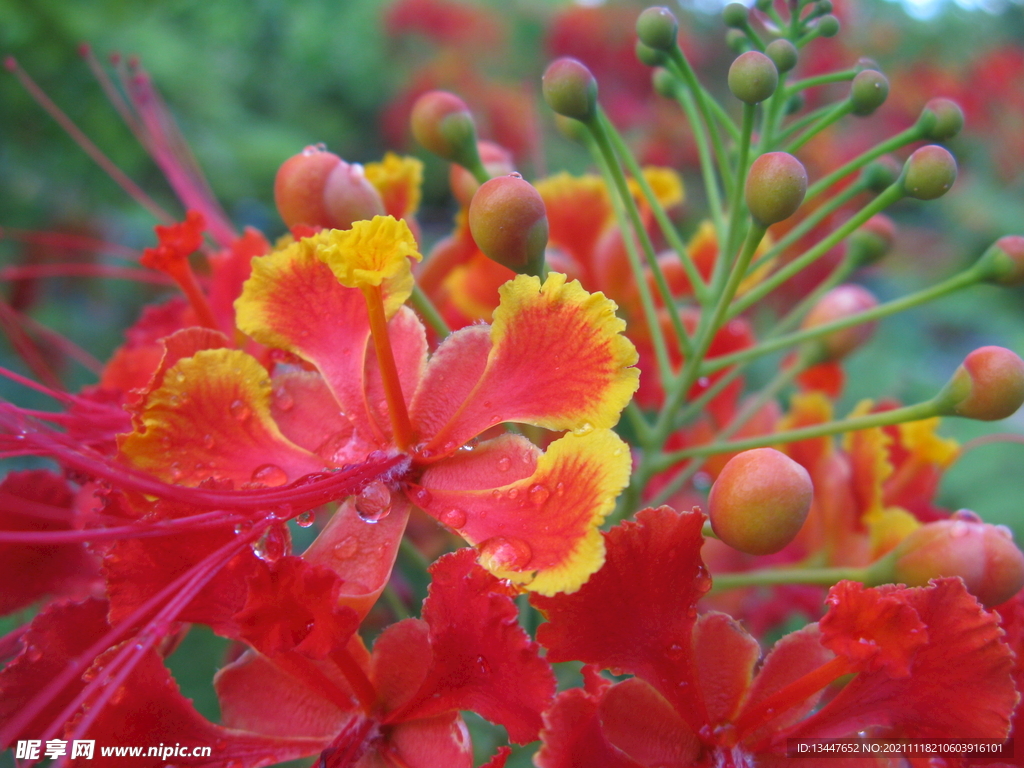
[361,285,414,451]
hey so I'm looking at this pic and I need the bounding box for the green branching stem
[785,100,854,153]
[805,124,923,202]
[410,285,450,338]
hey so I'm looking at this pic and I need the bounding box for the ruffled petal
[693,612,761,725]
[535,688,645,768]
[118,348,324,486]
[415,430,632,595]
[599,678,700,768]
[365,153,424,220]
[413,273,639,454]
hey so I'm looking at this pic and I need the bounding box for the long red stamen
[0,226,140,260]
[1,263,172,284]
[0,295,63,391]
[361,285,415,451]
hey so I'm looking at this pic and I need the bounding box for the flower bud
[468,174,548,276]
[652,68,678,99]
[636,40,669,67]
[709,448,814,555]
[800,284,878,360]
[450,141,516,209]
[274,146,341,230]
[975,235,1024,286]
[745,152,807,226]
[889,515,1024,607]
[765,39,798,73]
[849,69,889,116]
[554,115,590,144]
[936,346,1024,421]
[726,30,750,53]
[636,7,680,51]
[542,58,598,122]
[816,14,840,37]
[410,90,480,167]
[728,51,779,105]
[722,2,749,28]
[846,214,896,267]
[900,145,957,200]
[920,97,965,141]
[322,160,386,230]
[860,156,902,193]
[816,0,834,13]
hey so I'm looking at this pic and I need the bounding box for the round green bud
[975,235,1024,286]
[755,0,772,10]
[846,214,896,267]
[817,0,834,13]
[849,69,889,116]
[636,39,668,67]
[554,114,589,144]
[410,91,480,166]
[745,151,808,226]
[722,2,749,28]
[636,6,679,51]
[816,14,840,37]
[652,67,678,99]
[728,51,779,105]
[725,29,750,53]
[765,38,798,73]
[900,144,957,200]
[468,174,549,276]
[542,57,598,122]
[935,346,1024,421]
[921,97,965,141]
[709,448,813,555]
[860,156,901,192]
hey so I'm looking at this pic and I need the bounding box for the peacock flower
[120,214,639,596]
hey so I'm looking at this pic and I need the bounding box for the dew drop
[411,486,433,508]
[229,399,252,421]
[572,422,594,436]
[174,371,186,384]
[202,434,215,450]
[528,483,550,505]
[233,520,253,535]
[507,487,520,501]
[440,508,467,529]
[273,386,295,412]
[950,520,970,538]
[555,481,565,496]
[169,462,183,481]
[478,536,533,570]
[295,510,315,528]
[952,508,983,523]
[252,524,287,562]
[333,535,359,559]
[666,643,685,661]
[168,395,180,407]
[442,440,457,454]
[251,464,288,487]
[996,524,1015,540]
[476,654,492,674]
[491,489,503,500]
[355,481,393,523]
[497,456,512,472]
[25,645,42,663]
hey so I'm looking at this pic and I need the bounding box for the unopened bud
[322,161,385,230]
[722,2,749,28]
[816,14,840,36]
[849,69,889,116]
[410,91,480,167]
[921,97,965,141]
[801,284,878,360]
[636,40,669,67]
[900,145,957,200]
[975,235,1024,286]
[726,29,750,53]
[936,346,1024,421]
[636,6,680,51]
[889,515,1024,607]
[846,215,896,267]
[728,51,779,105]
[766,39,798,73]
[861,156,902,192]
[468,174,549,276]
[542,58,598,122]
[450,141,515,209]
[709,448,814,555]
[652,68,678,99]
[745,152,808,226]
[274,146,341,230]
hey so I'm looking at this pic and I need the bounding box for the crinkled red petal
[370,618,432,713]
[388,548,555,744]
[207,227,269,330]
[382,712,475,768]
[535,688,645,768]
[532,506,711,732]
[599,678,700,767]
[693,612,762,725]
[99,298,191,395]
[129,326,231,417]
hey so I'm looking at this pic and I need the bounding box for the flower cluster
[2,1,1024,767]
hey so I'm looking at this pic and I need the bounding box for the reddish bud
[921,97,965,141]
[849,69,889,116]
[636,7,680,51]
[765,39,798,73]
[450,141,516,209]
[889,514,1024,607]
[468,174,549,276]
[542,58,598,122]
[900,145,957,200]
[846,214,896,267]
[936,346,1024,421]
[801,284,878,361]
[745,152,807,226]
[322,160,385,230]
[976,235,1024,286]
[410,90,480,167]
[274,146,341,230]
[708,448,813,556]
[728,51,779,105]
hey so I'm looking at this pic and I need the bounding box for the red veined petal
[118,348,324,486]
[269,370,355,456]
[381,712,474,768]
[370,618,432,713]
[386,548,555,744]
[234,556,360,659]
[535,688,645,768]
[794,579,1017,740]
[129,325,231,414]
[532,507,711,731]
[599,678,700,767]
[413,273,639,454]
[693,612,762,725]
[416,429,632,595]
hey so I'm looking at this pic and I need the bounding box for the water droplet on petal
[478,536,533,570]
[229,399,251,421]
[666,643,685,661]
[234,520,253,535]
[476,654,492,674]
[25,645,42,663]
[252,524,287,562]
[573,422,594,436]
[174,371,186,384]
[333,535,359,559]
[355,480,393,523]
[996,524,1014,540]
[295,510,315,528]
[507,487,519,501]
[251,464,288,487]
[950,520,970,538]
[497,456,512,472]
[273,386,295,412]
[440,508,467,529]
[952,509,983,523]
[555,482,565,496]
[411,486,433,508]
[202,434,215,449]
[442,440,457,454]
[528,483,550,505]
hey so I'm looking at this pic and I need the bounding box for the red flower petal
[415,429,631,595]
[535,688,644,768]
[532,507,710,731]
[118,349,324,487]
[383,712,475,768]
[370,618,432,712]
[269,370,354,456]
[599,678,700,767]
[387,548,556,744]
[693,612,761,725]
[139,210,205,273]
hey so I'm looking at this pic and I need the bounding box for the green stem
[805,125,923,202]
[774,101,843,145]
[666,84,727,239]
[381,583,411,620]
[785,100,854,154]
[784,68,858,95]
[710,564,872,591]
[625,401,653,445]
[725,104,757,261]
[410,285,450,338]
